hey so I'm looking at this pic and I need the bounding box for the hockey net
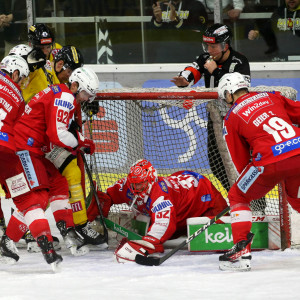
[81,86,297,249]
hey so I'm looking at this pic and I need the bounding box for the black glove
[26,48,46,72]
[81,101,99,116]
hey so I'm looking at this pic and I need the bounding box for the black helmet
[54,45,84,71]
[28,24,54,46]
[203,23,232,45]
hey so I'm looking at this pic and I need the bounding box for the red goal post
[80,85,296,249]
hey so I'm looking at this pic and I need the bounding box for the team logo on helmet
[127,159,157,200]
[203,36,215,43]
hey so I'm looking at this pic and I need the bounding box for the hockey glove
[26,48,46,72]
[81,101,99,116]
[76,131,95,155]
[86,187,112,221]
[114,236,164,263]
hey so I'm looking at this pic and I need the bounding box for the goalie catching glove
[114,236,164,263]
[75,131,95,155]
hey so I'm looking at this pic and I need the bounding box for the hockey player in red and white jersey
[1,67,99,270]
[0,55,29,243]
[217,72,300,271]
[88,159,228,263]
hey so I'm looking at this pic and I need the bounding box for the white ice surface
[1,198,300,300]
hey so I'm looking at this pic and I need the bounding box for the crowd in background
[0,1,299,63]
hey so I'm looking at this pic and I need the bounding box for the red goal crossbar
[95,92,218,101]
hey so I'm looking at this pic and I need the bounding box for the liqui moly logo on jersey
[151,199,173,213]
[54,98,74,110]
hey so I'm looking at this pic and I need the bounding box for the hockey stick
[135,206,230,266]
[103,218,142,240]
[80,151,109,243]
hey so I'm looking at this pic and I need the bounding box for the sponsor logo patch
[237,166,264,193]
[0,131,8,142]
[272,136,300,156]
[151,199,173,213]
[16,150,39,189]
[201,194,212,202]
[51,85,61,94]
[159,181,168,193]
[71,201,83,212]
[6,172,30,197]
[54,98,74,110]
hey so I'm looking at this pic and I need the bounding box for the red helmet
[127,159,157,199]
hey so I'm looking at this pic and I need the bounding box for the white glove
[114,237,155,263]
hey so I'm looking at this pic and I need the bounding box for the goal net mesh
[81,86,296,245]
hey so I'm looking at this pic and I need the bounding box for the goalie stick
[80,151,109,244]
[135,206,231,266]
[103,218,142,240]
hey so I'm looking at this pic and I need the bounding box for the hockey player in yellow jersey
[22,24,60,103]
[16,24,105,248]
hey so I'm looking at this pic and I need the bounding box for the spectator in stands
[148,0,208,63]
[0,2,13,59]
[2,0,27,55]
[245,0,279,55]
[248,0,300,60]
[199,0,245,21]
[152,0,208,30]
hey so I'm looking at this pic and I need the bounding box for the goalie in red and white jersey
[87,159,229,263]
[217,72,300,271]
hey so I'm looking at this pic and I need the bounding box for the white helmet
[218,72,250,101]
[69,67,99,101]
[1,55,30,78]
[9,44,32,57]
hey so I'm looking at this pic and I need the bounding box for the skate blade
[69,245,89,256]
[88,242,108,251]
[219,259,251,272]
[50,260,62,273]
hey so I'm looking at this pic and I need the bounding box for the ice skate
[25,230,61,253]
[0,217,6,237]
[75,221,107,248]
[0,234,19,264]
[37,235,63,272]
[57,221,89,256]
[219,232,254,272]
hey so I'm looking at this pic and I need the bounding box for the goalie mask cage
[80,86,297,250]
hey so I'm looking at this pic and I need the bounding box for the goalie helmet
[69,67,99,102]
[54,45,84,71]
[202,23,232,53]
[127,159,158,200]
[1,55,30,78]
[9,44,32,58]
[218,72,250,101]
[28,24,54,46]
